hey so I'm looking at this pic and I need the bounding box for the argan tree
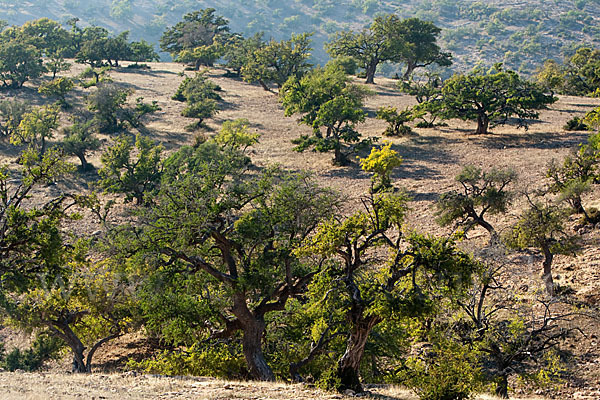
[118,134,338,381]
[38,77,74,108]
[98,134,163,205]
[326,15,450,84]
[432,65,556,135]
[376,106,413,136]
[0,100,30,139]
[504,199,579,296]
[435,165,516,242]
[62,118,100,171]
[296,191,478,392]
[280,64,371,165]
[172,72,222,130]
[242,33,312,91]
[358,141,403,192]
[11,104,60,155]
[160,9,229,69]
[0,39,44,88]
[2,245,137,373]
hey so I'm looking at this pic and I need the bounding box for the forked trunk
[475,113,490,135]
[242,318,275,381]
[403,61,416,80]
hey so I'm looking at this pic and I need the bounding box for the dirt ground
[1,61,599,399]
[0,371,555,400]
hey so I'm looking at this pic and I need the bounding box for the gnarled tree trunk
[542,245,555,297]
[337,316,380,392]
[241,317,275,381]
[365,62,377,85]
[475,113,490,135]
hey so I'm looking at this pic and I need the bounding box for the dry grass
[0,372,553,400]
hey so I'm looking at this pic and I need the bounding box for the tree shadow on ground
[471,131,590,150]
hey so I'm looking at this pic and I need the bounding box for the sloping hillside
[1,0,600,74]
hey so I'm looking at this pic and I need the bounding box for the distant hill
[2,0,600,75]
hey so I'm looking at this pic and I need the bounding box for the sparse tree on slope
[432,65,556,135]
[280,64,371,165]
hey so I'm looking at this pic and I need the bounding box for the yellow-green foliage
[38,77,74,106]
[128,342,246,379]
[359,141,403,191]
[214,118,260,150]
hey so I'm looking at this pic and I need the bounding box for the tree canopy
[326,15,450,84]
[431,65,556,134]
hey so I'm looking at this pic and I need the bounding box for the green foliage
[1,332,63,372]
[242,32,313,90]
[432,65,556,134]
[128,342,246,379]
[128,40,159,64]
[400,72,443,127]
[0,39,44,88]
[546,135,598,220]
[86,83,130,133]
[398,339,481,400]
[505,202,578,255]
[281,64,372,165]
[38,77,74,108]
[435,165,516,238]
[221,32,264,76]
[376,106,413,136]
[75,26,110,69]
[504,199,579,295]
[62,118,101,171]
[0,99,30,139]
[98,133,163,205]
[2,241,138,373]
[12,104,60,155]
[160,9,229,68]
[326,56,358,75]
[326,15,450,84]
[172,72,221,129]
[214,118,260,150]
[118,135,338,380]
[564,116,588,131]
[359,141,403,192]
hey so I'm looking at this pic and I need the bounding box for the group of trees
[0,17,159,90]
[0,10,599,400]
[2,111,595,398]
[537,47,600,97]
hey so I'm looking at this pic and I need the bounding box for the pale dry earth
[0,371,554,400]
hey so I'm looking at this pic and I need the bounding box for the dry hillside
[0,61,599,399]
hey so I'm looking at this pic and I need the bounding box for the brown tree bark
[542,245,555,297]
[337,316,380,392]
[475,113,490,135]
[365,62,377,85]
[241,317,275,381]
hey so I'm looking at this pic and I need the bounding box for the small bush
[316,367,343,392]
[397,340,481,400]
[0,333,63,372]
[128,342,246,379]
[327,56,358,75]
[564,116,588,131]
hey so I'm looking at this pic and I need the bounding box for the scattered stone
[344,389,355,396]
